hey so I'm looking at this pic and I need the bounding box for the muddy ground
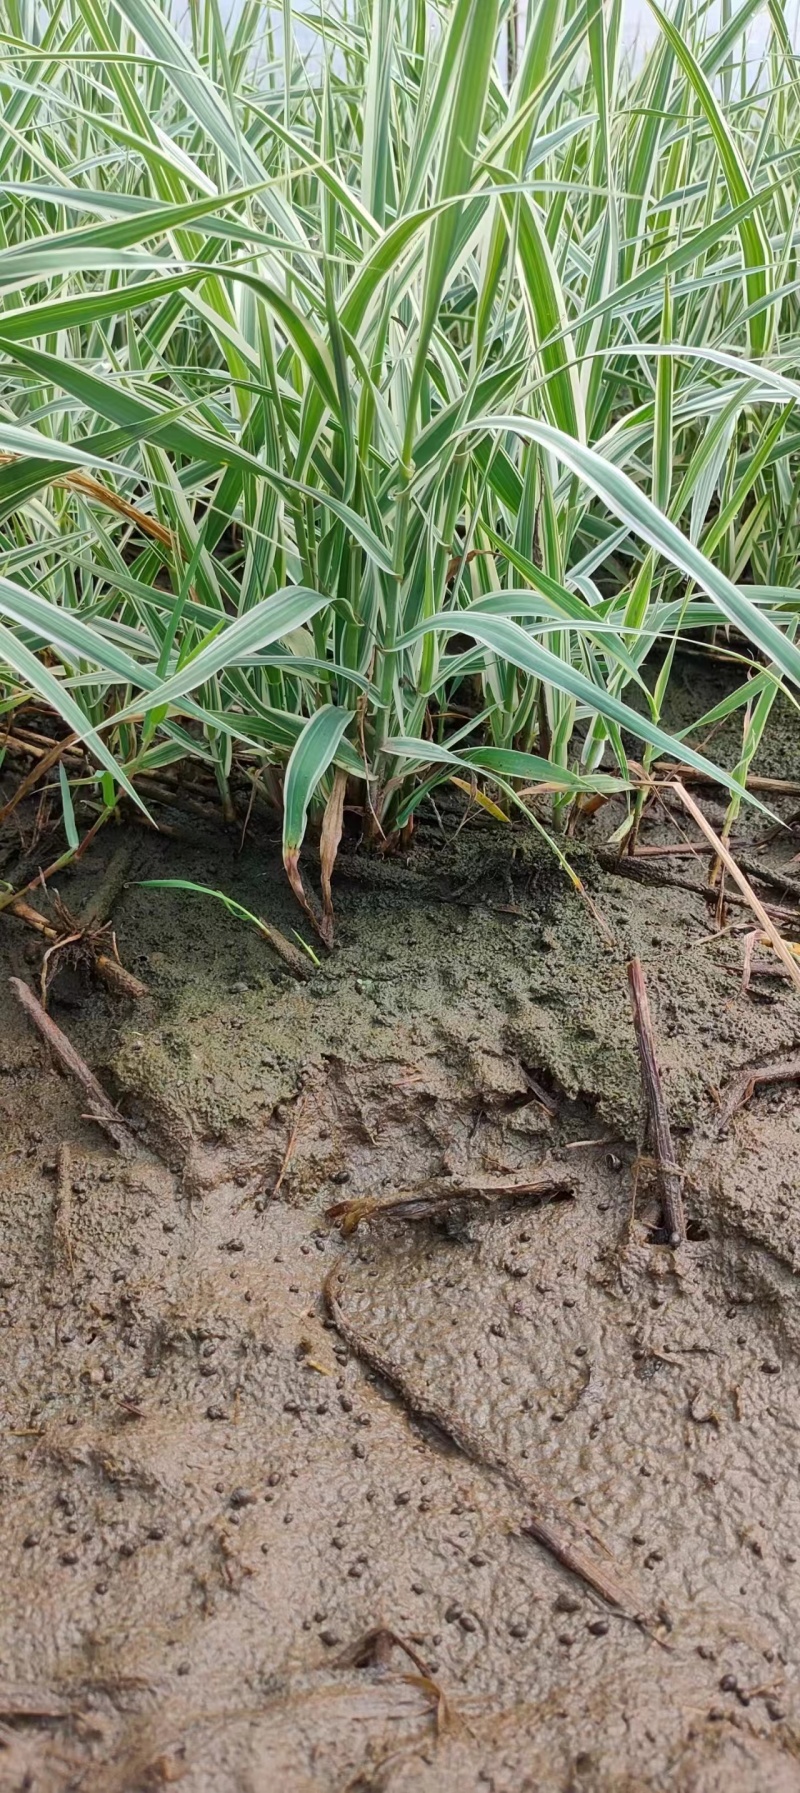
[2,664,800,1792]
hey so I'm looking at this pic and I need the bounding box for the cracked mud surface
[2,726,800,1790]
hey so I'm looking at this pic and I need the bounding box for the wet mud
[2,681,800,1791]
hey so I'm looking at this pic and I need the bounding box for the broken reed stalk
[9,977,136,1153]
[79,844,133,930]
[255,919,313,981]
[671,781,800,995]
[626,957,687,1247]
[715,1056,800,1131]
[326,1170,573,1234]
[324,1258,644,1617]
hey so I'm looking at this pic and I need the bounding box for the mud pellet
[319,1627,340,1647]
[352,1441,366,1459]
[554,1592,582,1614]
[147,1526,165,1540]
[767,1701,786,1721]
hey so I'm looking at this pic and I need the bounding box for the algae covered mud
[2,740,800,1791]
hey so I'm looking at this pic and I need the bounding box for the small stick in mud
[79,843,134,930]
[626,957,686,1247]
[324,1258,645,1619]
[670,781,800,996]
[53,1142,75,1278]
[715,1056,800,1131]
[268,1090,307,1201]
[326,1170,573,1235]
[332,1626,432,1675]
[9,977,136,1154]
[332,1627,453,1733]
[595,849,800,927]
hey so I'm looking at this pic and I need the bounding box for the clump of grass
[1,0,799,934]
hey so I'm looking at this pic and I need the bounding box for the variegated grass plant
[1,0,800,939]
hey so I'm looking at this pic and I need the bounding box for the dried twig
[324,1258,645,1617]
[0,730,80,824]
[626,957,686,1247]
[332,1627,453,1733]
[326,1170,573,1235]
[253,918,314,981]
[332,1627,432,1676]
[80,844,133,930]
[595,847,800,925]
[268,1090,307,1200]
[715,1056,800,1131]
[9,977,136,1153]
[671,782,800,995]
[0,809,109,914]
[651,762,800,796]
[736,855,800,905]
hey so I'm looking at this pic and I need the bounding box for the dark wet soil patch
[3,723,800,1789]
